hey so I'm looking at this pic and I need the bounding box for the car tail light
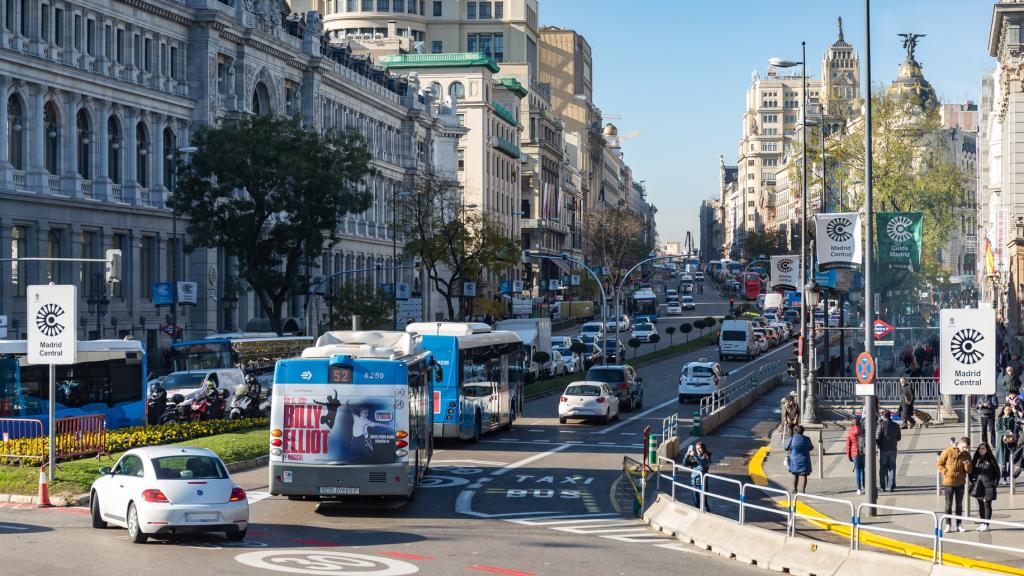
[396,440,408,448]
[229,487,246,502]
[596,397,606,404]
[271,438,282,447]
[396,431,408,439]
[560,396,568,403]
[142,489,168,503]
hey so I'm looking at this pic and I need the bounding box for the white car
[579,322,605,340]
[678,360,725,403]
[695,272,705,281]
[547,352,566,377]
[631,322,658,343]
[90,447,249,544]
[553,345,582,373]
[666,302,683,315]
[558,381,620,424]
[606,316,631,332]
[681,296,696,310]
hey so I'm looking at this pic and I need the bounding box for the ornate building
[0,0,458,365]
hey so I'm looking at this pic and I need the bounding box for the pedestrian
[684,441,712,511]
[1012,354,1024,377]
[976,393,999,446]
[1000,366,1021,397]
[876,410,902,492]
[937,437,973,533]
[997,405,1018,484]
[970,442,999,532]
[1008,391,1024,419]
[899,378,916,429]
[844,416,865,494]
[783,424,814,494]
[782,395,800,437]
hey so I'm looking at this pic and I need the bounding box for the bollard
[817,429,824,480]
[692,410,702,436]
[648,434,661,465]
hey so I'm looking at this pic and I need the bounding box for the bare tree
[582,206,648,289]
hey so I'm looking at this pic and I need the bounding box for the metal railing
[818,377,939,404]
[662,413,678,441]
[0,418,45,462]
[652,454,1024,567]
[699,360,785,416]
[54,414,108,460]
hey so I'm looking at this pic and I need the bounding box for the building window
[104,24,112,59]
[468,33,502,60]
[747,159,754,166]
[409,0,417,13]
[378,0,388,10]
[54,8,64,47]
[457,114,465,126]
[458,149,464,171]
[140,236,154,298]
[163,128,175,187]
[108,116,122,184]
[73,14,81,50]
[449,81,464,101]
[46,230,61,283]
[433,0,442,16]
[86,19,95,56]
[76,108,92,179]
[7,94,24,170]
[467,1,476,19]
[431,40,442,53]
[40,4,49,41]
[110,234,125,298]
[170,46,179,80]
[392,0,402,11]
[361,0,372,10]
[43,101,60,175]
[10,226,26,297]
[479,1,491,19]
[116,28,124,64]
[495,1,503,18]
[136,122,149,188]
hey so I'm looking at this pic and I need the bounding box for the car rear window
[565,385,601,396]
[722,330,747,341]
[152,455,228,480]
[690,366,714,376]
[586,368,623,382]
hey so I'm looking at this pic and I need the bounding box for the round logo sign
[826,217,854,243]
[35,303,66,337]
[776,258,793,273]
[950,328,985,365]
[886,215,913,243]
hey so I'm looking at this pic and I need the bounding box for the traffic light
[787,343,800,378]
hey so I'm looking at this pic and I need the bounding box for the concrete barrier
[702,374,785,435]
[835,549,932,576]
[644,494,702,541]
[767,536,850,576]
[689,512,742,558]
[928,565,996,576]
[729,525,788,566]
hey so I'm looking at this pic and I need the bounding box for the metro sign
[872,319,894,340]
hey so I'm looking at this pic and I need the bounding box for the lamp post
[166,145,198,343]
[803,278,820,424]
[86,273,109,340]
[862,0,880,515]
[222,279,238,332]
[770,42,809,423]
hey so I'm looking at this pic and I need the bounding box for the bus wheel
[472,413,482,443]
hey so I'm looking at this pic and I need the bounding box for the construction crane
[684,231,696,257]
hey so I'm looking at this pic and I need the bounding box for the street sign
[0,314,6,339]
[463,282,477,297]
[872,319,894,340]
[940,308,995,395]
[874,340,894,347]
[854,352,875,396]
[512,280,524,292]
[396,298,422,325]
[396,282,411,300]
[161,323,180,337]
[571,274,581,286]
[177,281,198,305]
[27,285,77,365]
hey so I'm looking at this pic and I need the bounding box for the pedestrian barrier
[698,360,785,417]
[54,414,108,460]
[662,413,678,441]
[791,492,857,548]
[936,514,1024,565]
[622,455,646,517]
[0,418,45,461]
[818,377,940,406]
[856,503,939,563]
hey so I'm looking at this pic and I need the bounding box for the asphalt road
[0,289,790,576]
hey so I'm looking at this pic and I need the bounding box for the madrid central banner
[877,212,923,272]
[815,212,863,271]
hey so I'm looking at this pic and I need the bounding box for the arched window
[136,122,149,187]
[448,81,465,102]
[107,116,122,184]
[76,109,92,179]
[7,94,24,170]
[252,82,271,116]
[43,101,60,175]
[162,127,175,187]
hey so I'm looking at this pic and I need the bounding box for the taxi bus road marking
[455,444,573,518]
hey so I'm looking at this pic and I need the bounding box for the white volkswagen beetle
[90,446,249,543]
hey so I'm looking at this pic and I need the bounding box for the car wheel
[559,417,567,424]
[226,528,248,542]
[678,394,685,404]
[127,503,148,544]
[601,409,610,425]
[90,492,107,529]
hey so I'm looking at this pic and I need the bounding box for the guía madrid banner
[815,212,862,271]
[770,255,800,291]
[877,212,922,272]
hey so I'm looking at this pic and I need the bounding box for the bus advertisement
[632,289,659,324]
[743,272,762,301]
[269,331,434,499]
[171,334,313,387]
[0,339,147,429]
[405,323,523,441]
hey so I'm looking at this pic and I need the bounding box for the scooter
[228,382,262,420]
[158,394,190,425]
[190,389,228,421]
[147,385,167,426]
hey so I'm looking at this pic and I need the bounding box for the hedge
[0,418,268,465]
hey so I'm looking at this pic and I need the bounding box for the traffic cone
[37,465,52,508]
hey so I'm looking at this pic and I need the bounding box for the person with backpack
[997,404,1019,484]
[876,410,902,492]
[899,378,916,429]
[976,393,999,446]
[845,416,866,494]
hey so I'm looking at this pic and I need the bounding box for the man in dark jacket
[877,410,902,492]
[977,393,999,446]
[899,378,916,429]
[1000,366,1021,397]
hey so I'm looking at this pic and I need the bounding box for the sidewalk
[763,418,1024,571]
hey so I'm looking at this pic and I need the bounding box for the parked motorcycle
[190,388,228,422]
[147,384,167,426]
[228,381,262,420]
[158,393,190,425]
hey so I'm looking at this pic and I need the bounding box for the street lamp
[770,42,809,425]
[167,145,198,343]
[392,190,412,330]
[86,273,110,339]
[804,278,820,424]
[222,279,239,332]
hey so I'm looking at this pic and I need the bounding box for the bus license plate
[319,486,359,495]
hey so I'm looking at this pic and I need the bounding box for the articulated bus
[269,331,434,499]
[171,333,313,387]
[0,340,147,429]
[405,323,523,441]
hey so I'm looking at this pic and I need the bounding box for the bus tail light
[271,438,282,447]
[448,401,456,408]
[396,449,409,457]
[396,431,408,439]
[446,408,454,415]
[271,429,283,438]
[271,448,283,456]
[396,440,408,448]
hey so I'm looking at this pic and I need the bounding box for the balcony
[81,179,93,199]
[112,184,123,202]
[492,101,518,127]
[47,174,60,192]
[494,136,521,159]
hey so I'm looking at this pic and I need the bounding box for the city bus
[631,289,659,324]
[405,322,523,441]
[268,330,435,499]
[0,339,147,429]
[743,272,763,301]
[171,333,313,387]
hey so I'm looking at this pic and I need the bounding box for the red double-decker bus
[742,272,762,301]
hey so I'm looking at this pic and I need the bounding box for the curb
[226,455,270,474]
[747,442,1024,574]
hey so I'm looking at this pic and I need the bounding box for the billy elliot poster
[280,388,397,465]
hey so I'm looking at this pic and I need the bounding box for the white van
[718,319,757,361]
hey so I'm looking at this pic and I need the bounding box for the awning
[550,259,571,275]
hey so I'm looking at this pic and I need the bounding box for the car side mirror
[99,467,112,476]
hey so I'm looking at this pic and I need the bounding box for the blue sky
[540,0,993,251]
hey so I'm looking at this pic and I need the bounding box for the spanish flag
[986,238,996,276]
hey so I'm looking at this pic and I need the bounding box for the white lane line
[481,439,642,449]
[596,397,680,435]
[534,439,551,443]
[506,514,620,526]
[246,491,271,505]
[619,432,638,436]
[653,543,705,555]
[602,534,673,543]
[432,459,508,466]
[489,443,571,477]
[529,429,545,433]
[565,441,583,444]
[556,526,655,535]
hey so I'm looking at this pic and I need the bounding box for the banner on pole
[814,212,862,271]
[770,255,800,291]
[939,308,995,395]
[877,212,923,272]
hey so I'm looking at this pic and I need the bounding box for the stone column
[27,84,47,191]
[124,107,138,203]
[60,90,80,196]
[27,0,41,56]
[0,75,10,189]
[0,215,11,320]
[33,221,50,285]
[151,113,165,196]
[94,99,111,200]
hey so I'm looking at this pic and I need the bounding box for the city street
[0,290,790,576]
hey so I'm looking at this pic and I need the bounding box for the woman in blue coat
[684,441,712,510]
[783,424,814,493]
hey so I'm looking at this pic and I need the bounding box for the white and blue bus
[171,333,313,388]
[268,331,435,499]
[405,323,523,441]
[0,339,147,429]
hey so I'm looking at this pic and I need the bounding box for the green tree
[648,333,660,352]
[628,337,642,360]
[170,115,373,334]
[680,322,693,342]
[399,168,519,321]
[742,229,789,261]
[329,281,394,330]
[665,326,676,346]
